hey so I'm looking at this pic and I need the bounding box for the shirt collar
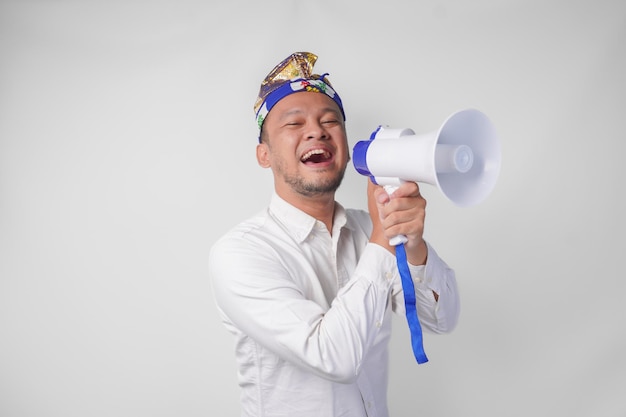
[268,192,349,243]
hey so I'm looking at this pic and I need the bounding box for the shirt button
[415,277,422,283]
[385,272,393,281]
[375,321,382,328]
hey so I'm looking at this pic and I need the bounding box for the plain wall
[1,1,624,416]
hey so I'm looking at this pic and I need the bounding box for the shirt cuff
[408,241,447,296]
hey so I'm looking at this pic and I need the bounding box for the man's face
[257,92,349,198]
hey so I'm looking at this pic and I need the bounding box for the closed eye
[283,120,304,128]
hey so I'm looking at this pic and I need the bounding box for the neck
[277,188,336,233]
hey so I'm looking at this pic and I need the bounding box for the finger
[387,181,420,199]
[375,186,391,205]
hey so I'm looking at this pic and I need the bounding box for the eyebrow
[278,107,342,120]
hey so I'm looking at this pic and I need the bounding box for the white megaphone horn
[352,108,502,245]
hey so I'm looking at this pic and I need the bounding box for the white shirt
[209,193,460,417]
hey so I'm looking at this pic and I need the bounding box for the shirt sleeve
[209,234,397,383]
[390,241,460,334]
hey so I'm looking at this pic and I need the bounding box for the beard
[282,167,347,198]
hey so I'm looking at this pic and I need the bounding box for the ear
[256,143,271,168]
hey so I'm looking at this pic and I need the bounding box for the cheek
[336,137,350,162]
[267,148,293,171]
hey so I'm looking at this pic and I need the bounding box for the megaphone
[353,108,501,245]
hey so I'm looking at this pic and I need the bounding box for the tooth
[303,149,325,160]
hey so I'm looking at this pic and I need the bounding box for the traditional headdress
[253,52,345,141]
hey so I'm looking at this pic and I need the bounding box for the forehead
[267,92,342,120]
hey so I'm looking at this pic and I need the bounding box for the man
[209,52,460,417]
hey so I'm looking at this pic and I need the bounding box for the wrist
[406,240,428,265]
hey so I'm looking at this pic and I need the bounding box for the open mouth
[301,148,333,165]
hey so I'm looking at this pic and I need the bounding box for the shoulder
[210,209,272,254]
[209,206,300,268]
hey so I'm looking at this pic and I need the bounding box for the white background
[1,1,625,416]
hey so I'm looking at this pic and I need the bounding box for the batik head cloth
[253,52,345,141]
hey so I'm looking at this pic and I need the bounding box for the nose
[306,121,328,140]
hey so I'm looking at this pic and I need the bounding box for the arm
[209,231,397,383]
[367,180,460,333]
[394,242,460,333]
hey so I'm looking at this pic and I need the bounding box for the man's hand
[367,180,428,265]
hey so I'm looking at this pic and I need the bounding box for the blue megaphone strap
[395,243,429,364]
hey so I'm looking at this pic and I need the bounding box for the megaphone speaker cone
[352,108,501,207]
